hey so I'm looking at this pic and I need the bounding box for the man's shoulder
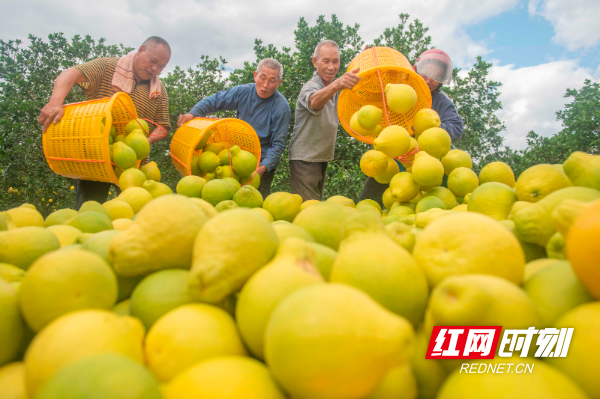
[302,73,324,90]
[274,91,291,113]
[435,89,452,101]
[79,57,119,68]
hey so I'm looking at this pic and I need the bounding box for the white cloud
[489,59,599,149]
[529,0,600,50]
[1,0,521,72]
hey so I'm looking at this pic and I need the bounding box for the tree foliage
[0,16,598,214]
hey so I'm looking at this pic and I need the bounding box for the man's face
[253,66,282,99]
[133,44,171,81]
[419,63,444,92]
[312,44,340,85]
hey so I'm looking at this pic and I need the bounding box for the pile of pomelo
[1,128,600,399]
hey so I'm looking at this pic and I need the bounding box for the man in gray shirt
[289,40,360,201]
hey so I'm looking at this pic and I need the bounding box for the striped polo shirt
[74,57,170,129]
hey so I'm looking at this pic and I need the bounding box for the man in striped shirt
[38,36,171,209]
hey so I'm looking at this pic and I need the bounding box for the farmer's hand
[257,165,267,177]
[336,68,360,90]
[38,101,65,133]
[177,113,194,128]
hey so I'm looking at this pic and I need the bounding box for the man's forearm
[309,82,340,111]
[148,126,170,144]
[49,68,85,105]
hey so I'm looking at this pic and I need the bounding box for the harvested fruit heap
[2,133,600,396]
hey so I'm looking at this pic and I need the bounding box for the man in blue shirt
[359,49,464,207]
[178,58,291,198]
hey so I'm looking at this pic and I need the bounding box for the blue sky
[1,0,599,149]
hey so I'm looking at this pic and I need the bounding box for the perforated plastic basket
[170,117,261,177]
[337,46,432,143]
[42,92,141,185]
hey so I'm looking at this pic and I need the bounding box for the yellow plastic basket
[43,92,141,185]
[337,46,432,143]
[170,117,261,177]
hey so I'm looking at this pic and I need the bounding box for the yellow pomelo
[400,137,419,168]
[546,231,566,259]
[102,199,135,221]
[448,167,479,198]
[140,161,161,182]
[385,221,417,252]
[118,187,154,214]
[418,127,451,159]
[326,195,355,207]
[114,134,125,143]
[516,163,572,203]
[300,199,321,211]
[198,151,220,173]
[118,168,147,190]
[437,358,589,399]
[112,142,137,171]
[423,186,457,210]
[189,198,218,219]
[366,364,417,399]
[0,263,26,283]
[239,172,260,189]
[232,185,263,208]
[360,150,389,177]
[218,148,232,166]
[263,192,303,222]
[441,149,472,175]
[552,199,593,238]
[453,204,468,212]
[0,361,26,399]
[350,112,383,137]
[357,105,383,129]
[110,195,208,277]
[546,302,600,399]
[385,83,417,114]
[508,200,533,220]
[293,203,350,250]
[563,151,600,190]
[124,131,150,160]
[523,261,593,326]
[112,299,130,315]
[566,199,600,299]
[357,199,383,212]
[411,153,444,188]
[64,211,113,234]
[374,157,400,184]
[236,238,323,359]
[189,208,279,303]
[142,180,173,198]
[388,205,415,218]
[163,356,286,399]
[46,225,81,247]
[129,269,195,330]
[145,304,247,382]
[252,207,274,222]
[411,328,447,399]
[79,200,111,217]
[331,213,428,325]
[112,218,134,231]
[215,200,238,212]
[272,221,314,243]
[382,188,395,209]
[265,283,415,399]
[413,212,525,286]
[24,309,145,398]
[0,227,60,270]
[203,142,225,154]
[44,209,77,227]
[190,155,202,176]
[413,108,441,137]
[415,196,447,213]
[467,182,517,220]
[479,161,516,188]
[523,258,565,282]
[229,146,258,177]
[125,119,149,136]
[17,249,117,332]
[6,207,44,228]
[176,176,206,198]
[514,186,600,247]
[201,179,236,206]
[500,220,549,264]
[35,353,161,399]
[0,280,24,367]
[374,125,411,158]
[463,192,471,204]
[215,165,239,180]
[427,274,538,337]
